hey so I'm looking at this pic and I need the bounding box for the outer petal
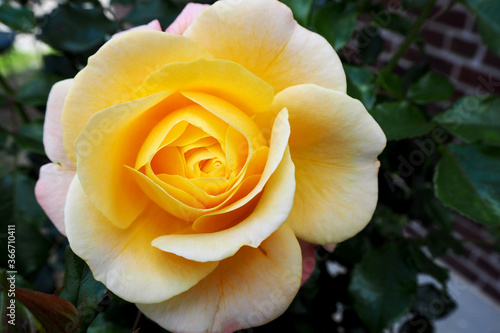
[152,111,294,262]
[299,240,316,285]
[65,176,219,304]
[273,84,386,244]
[112,19,162,38]
[166,3,209,35]
[138,224,302,333]
[44,79,74,169]
[184,0,345,93]
[323,244,337,253]
[34,163,76,235]
[62,31,212,163]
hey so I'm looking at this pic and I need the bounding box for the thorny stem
[384,0,438,73]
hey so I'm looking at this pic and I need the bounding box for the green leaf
[463,0,500,56]
[419,193,455,232]
[40,3,118,53]
[407,72,454,104]
[378,69,404,100]
[406,243,449,283]
[426,229,464,258]
[16,286,79,332]
[280,0,313,27]
[370,101,433,140]
[333,233,372,266]
[434,95,500,145]
[349,243,417,333]
[0,173,50,275]
[412,284,456,320]
[477,17,500,55]
[0,4,35,32]
[372,205,406,239]
[13,121,45,155]
[0,126,9,148]
[345,65,376,109]
[87,314,130,333]
[125,0,181,28]
[16,74,62,106]
[374,13,412,36]
[313,2,358,50]
[434,144,500,225]
[357,25,384,65]
[61,247,108,332]
[403,0,427,9]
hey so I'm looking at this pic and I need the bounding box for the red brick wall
[379,1,500,98]
[341,0,500,304]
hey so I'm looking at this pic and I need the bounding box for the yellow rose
[35,0,386,331]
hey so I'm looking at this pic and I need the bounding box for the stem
[131,310,142,332]
[0,73,29,124]
[384,0,437,73]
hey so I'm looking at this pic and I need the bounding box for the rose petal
[299,239,316,285]
[35,163,76,235]
[138,224,301,333]
[165,3,209,35]
[134,58,274,117]
[272,84,386,244]
[44,79,75,169]
[323,244,337,253]
[113,19,162,38]
[65,176,218,304]
[75,91,172,229]
[62,31,212,163]
[151,110,294,262]
[184,0,345,93]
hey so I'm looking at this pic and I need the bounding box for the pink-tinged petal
[165,3,209,35]
[323,244,337,253]
[44,79,75,169]
[35,163,76,235]
[299,239,316,285]
[138,224,302,332]
[113,19,162,38]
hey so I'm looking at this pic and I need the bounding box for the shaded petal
[75,91,173,229]
[166,3,210,35]
[113,19,162,38]
[138,224,302,333]
[62,31,212,163]
[323,244,336,253]
[299,240,316,285]
[184,0,345,93]
[34,163,76,235]
[44,79,74,169]
[65,176,218,304]
[292,161,380,244]
[272,84,386,244]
